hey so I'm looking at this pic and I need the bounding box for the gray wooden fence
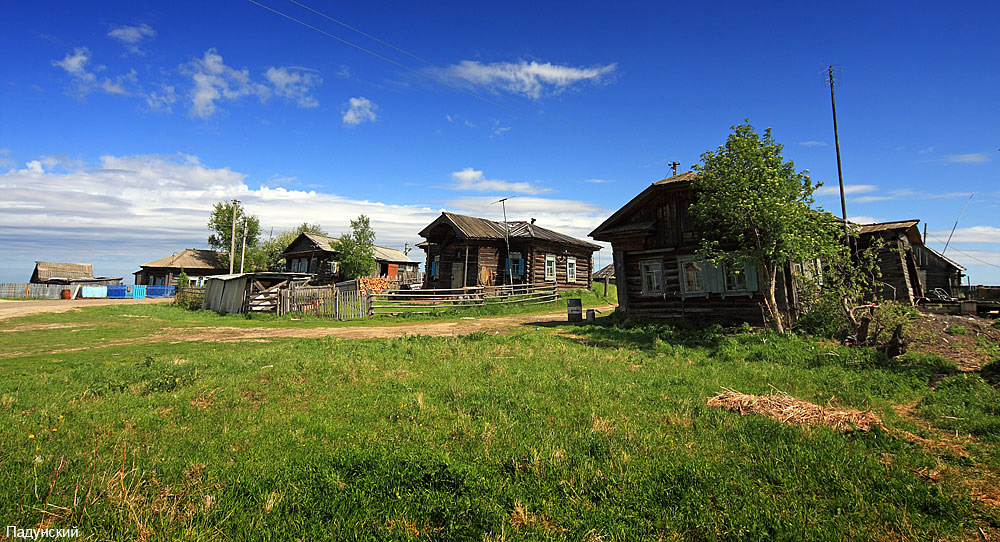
[0,283,73,299]
[278,286,370,320]
[370,282,558,315]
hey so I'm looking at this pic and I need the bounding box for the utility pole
[492,197,513,286]
[239,217,248,273]
[667,161,680,177]
[826,65,849,241]
[229,199,240,273]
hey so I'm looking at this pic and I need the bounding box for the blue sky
[2,0,998,284]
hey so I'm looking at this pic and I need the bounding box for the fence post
[335,290,341,320]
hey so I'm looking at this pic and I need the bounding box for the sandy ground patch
[0,297,171,321]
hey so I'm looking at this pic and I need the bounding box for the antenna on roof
[942,194,974,255]
[667,161,680,177]
[824,65,849,242]
[491,197,515,285]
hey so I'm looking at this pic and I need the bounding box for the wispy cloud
[183,49,322,119]
[583,179,613,184]
[815,183,877,197]
[847,215,883,225]
[928,226,1000,243]
[945,153,991,164]
[342,96,378,126]
[107,23,156,54]
[851,188,973,204]
[449,168,550,195]
[443,60,617,99]
[799,140,827,147]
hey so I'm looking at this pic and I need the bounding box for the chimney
[530,218,536,224]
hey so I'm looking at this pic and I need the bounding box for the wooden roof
[139,249,227,270]
[856,220,923,246]
[33,261,94,281]
[281,233,416,263]
[593,263,615,280]
[590,171,696,240]
[419,212,600,250]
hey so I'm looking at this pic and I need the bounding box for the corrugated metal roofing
[140,249,227,270]
[421,212,601,250]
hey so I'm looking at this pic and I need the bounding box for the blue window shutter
[503,258,508,275]
[517,259,523,274]
[746,264,759,292]
[706,262,723,293]
[431,261,438,276]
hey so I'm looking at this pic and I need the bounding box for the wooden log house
[590,172,799,323]
[856,220,966,301]
[417,212,600,290]
[134,249,227,286]
[279,232,419,285]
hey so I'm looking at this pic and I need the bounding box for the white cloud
[799,140,827,147]
[444,60,617,99]
[0,153,441,281]
[52,47,139,98]
[852,188,972,204]
[815,183,878,196]
[342,97,378,126]
[107,23,156,54]
[0,149,12,168]
[144,84,177,112]
[945,153,991,164]
[449,168,550,195]
[492,125,511,137]
[928,226,1000,243]
[918,146,935,154]
[583,179,613,184]
[847,215,883,225]
[264,67,321,108]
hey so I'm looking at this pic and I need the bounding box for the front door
[451,262,464,289]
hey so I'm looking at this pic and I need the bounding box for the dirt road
[0,297,172,321]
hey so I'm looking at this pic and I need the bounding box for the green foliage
[691,121,844,331]
[173,268,200,310]
[993,319,1000,330]
[945,324,968,336]
[175,268,190,290]
[337,214,376,280]
[207,201,261,260]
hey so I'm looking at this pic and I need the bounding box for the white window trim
[678,256,708,298]
[544,254,556,281]
[566,257,577,283]
[720,262,751,299]
[640,259,664,295]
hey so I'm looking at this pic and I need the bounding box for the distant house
[30,261,122,286]
[856,220,966,301]
[593,263,616,285]
[278,232,419,284]
[590,172,795,323]
[134,249,227,287]
[417,212,600,290]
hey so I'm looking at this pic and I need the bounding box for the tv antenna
[667,161,680,177]
[943,194,974,255]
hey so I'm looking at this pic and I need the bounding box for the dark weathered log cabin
[418,212,600,290]
[134,249,227,286]
[590,172,799,323]
[857,220,965,301]
[31,262,122,286]
[278,233,419,284]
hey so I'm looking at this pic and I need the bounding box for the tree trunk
[762,263,785,333]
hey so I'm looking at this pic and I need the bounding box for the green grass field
[1,288,998,540]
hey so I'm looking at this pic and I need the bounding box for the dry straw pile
[707,389,883,432]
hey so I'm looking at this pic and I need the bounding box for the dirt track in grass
[2,305,618,358]
[0,297,171,321]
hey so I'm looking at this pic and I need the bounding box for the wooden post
[613,250,628,314]
[463,245,469,290]
[604,276,609,297]
[335,290,340,320]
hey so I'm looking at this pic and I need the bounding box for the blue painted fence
[131,285,147,299]
[146,285,175,298]
[107,285,128,299]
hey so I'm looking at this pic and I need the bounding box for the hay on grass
[707,390,882,432]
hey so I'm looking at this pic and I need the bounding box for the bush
[982,359,1000,387]
[944,324,968,335]
[795,290,853,339]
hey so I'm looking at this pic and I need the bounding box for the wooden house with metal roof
[134,249,228,287]
[278,232,419,284]
[590,172,798,323]
[417,211,600,290]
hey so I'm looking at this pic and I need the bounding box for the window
[566,257,577,283]
[505,252,524,277]
[431,255,440,278]
[679,258,705,294]
[544,254,556,281]
[725,264,747,291]
[640,260,663,294]
[290,257,309,273]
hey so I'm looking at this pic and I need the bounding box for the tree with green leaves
[691,121,844,332]
[336,215,376,280]
[207,201,261,264]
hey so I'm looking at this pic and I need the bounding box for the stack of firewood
[357,277,393,292]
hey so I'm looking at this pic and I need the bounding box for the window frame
[678,256,707,298]
[544,254,556,281]
[566,257,577,283]
[640,259,664,295]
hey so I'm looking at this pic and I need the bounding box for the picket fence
[0,283,173,300]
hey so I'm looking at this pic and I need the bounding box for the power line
[925,232,1000,270]
[246,0,660,160]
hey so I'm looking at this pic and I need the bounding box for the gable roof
[33,261,94,281]
[856,220,922,246]
[281,233,416,263]
[140,249,227,270]
[919,245,966,271]
[590,171,696,239]
[419,212,601,250]
[593,263,615,280]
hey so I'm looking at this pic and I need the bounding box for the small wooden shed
[30,261,122,286]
